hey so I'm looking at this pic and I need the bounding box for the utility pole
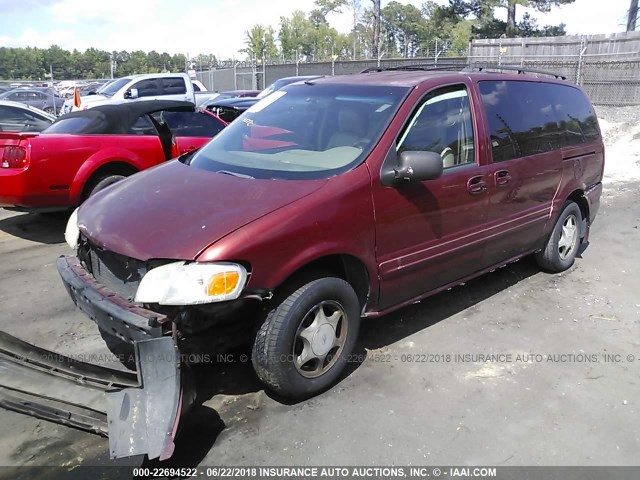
[628,0,639,31]
[371,0,380,59]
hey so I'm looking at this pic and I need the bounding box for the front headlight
[64,208,80,249]
[134,262,248,305]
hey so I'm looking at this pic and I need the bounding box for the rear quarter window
[42,116,94,134]
[479,80,600,162]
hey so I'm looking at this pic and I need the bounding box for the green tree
[381,1,428,57]
[242,24,278,62]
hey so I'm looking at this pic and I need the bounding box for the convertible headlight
[134,262,248,305]
[64,208,80,250]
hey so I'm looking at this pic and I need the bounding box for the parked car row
[202,75,322,122]
[0,87,65,115]
[0,67,604,463]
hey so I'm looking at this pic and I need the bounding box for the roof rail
[472,64,567,80]
[360,63,566,80]
[361,63,468,73]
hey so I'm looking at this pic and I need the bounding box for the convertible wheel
[535,201,582,273]
[87,174,126,198]
[252,277,360,399]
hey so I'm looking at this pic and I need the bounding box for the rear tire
[536,201,582,273]
[86,174,126,198]
[252,277,360,399]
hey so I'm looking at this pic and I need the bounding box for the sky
[0,0,635,60]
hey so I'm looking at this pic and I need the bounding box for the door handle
[495,170,511,186]
[467,175,487,195]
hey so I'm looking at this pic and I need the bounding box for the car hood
[78,160,326,261]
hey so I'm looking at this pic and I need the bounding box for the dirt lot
[0,108,638,469]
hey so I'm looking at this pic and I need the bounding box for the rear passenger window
[398,85,475,169]
[161,78,187,95]
[479,80,600,162]
[551,86,600,146]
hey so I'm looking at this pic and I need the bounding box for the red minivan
[58,68,603,454]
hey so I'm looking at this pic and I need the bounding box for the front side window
[132,79,160,98]
[129,115,157,135]
[188,83,410,180]
[398,86,475,169]
[157,111,224,137]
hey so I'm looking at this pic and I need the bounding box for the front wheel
[536,201,582,272]
[252,277,361,399]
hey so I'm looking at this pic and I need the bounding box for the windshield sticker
[246,91,287,113]
[375,104,391,113]
[243,118,255,126]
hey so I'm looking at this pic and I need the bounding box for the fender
[69,148,147,204]
[262,243,376,299]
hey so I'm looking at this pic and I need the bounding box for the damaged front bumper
[0,259,194,460]
[57,255,165,343]
[0,331,190,461]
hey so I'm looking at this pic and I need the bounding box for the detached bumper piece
[0,331,190,461]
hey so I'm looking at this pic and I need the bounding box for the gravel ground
[0,107,638,471]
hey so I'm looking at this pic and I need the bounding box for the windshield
[188,82,409,180]
[96,80,115,94]
[98,78,130,97]
[256,78,295,99]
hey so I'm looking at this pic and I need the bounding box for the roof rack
[472,64,567,80]
[360,63,468,73]
[361,63,566,80]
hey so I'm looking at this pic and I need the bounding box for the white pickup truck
[60,73,204,114]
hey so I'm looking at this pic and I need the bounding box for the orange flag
[73,86,81,108]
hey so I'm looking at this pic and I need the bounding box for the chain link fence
[196,32,640,107]
[469,32,640,106]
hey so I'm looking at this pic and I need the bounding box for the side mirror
[125,88,139,99]
[394,150,443,182]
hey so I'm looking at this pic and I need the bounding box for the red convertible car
[0,100,226,210]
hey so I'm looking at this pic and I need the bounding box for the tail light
[2,146,28,169]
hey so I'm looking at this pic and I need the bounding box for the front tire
[536,201,582,272]
[252,277,361,399]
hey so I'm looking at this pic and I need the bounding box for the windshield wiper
[217,170,255,179]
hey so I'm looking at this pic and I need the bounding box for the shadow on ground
[0,211,68,244]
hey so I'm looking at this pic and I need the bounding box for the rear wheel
[252,277,360,399]
[536,201,582,272]
[86,174,126,198]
